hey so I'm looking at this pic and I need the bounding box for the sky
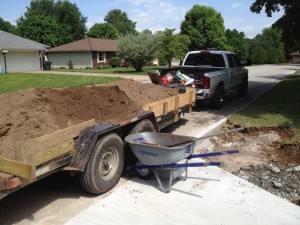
[0,0,284,38]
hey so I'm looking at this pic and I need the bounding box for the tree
[16,0,87,47]
[249,27,285,64]
[87,23,119,39]
[250,46,267,64]
[104,9,136,35]
[157,29,190,68]
[180,5,228,50]
[225,29,249,60]
[0,17,16,34]
[250,0,300,53]
[16,15,62,47]
[117,32,159,71]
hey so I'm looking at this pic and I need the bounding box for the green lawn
[52,66,170,75]
[0,73,122,95]
[229,73,300,143]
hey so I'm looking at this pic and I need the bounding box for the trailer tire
[129,119,155,134]
[125,119,155,179]
[210,85,225,109]
[79,133,123,195]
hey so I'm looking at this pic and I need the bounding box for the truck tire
[238,77,248,98]
[126,119,155,179]
[79,133,124,195]
[210,85,225,109]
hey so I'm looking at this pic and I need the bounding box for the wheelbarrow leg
[152,167,187,193]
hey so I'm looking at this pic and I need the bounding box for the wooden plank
[142,96,176,117]
[174,95,179,122]
[34,119,95,152]
[0,156,32,179]
[15,139,35,169]
[35,139,75,166]
[189,90,194,112]
[163,102,169,115]
[15,119,95,168]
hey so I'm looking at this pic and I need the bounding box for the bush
[85,67,92,70]
[67,60,73,69]
[109,57,121,68]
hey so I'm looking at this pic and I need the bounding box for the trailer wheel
[79,133,123,195]
[238,77,248,98]
[125,119,155,179]
[210,85,225,109]
[129,119,155,134]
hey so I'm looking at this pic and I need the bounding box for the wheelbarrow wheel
[79,133,124,195]
[135,161,154,180]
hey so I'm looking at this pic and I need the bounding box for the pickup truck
[159,50,248,109]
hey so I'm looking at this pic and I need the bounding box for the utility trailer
[0,88,196,200]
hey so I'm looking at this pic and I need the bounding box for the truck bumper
[195,89,214,100]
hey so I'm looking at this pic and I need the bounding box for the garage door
[0,51,41,72]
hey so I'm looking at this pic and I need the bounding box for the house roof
[48,38,117,52]
[290,51,300,56]
[0,30,48,51]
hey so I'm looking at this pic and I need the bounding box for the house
[290,51,300,64]
[0,30,48,72]
[47,38,118,69]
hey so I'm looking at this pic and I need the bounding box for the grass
[0,73,122,95]
[53,66,170,75]
[229,73,300,143]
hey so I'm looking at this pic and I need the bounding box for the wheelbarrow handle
[188,149,239,159]
[127,162,222,170]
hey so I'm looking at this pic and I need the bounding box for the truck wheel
[125,119,155,179]
[238,77,248,98]
[79,133,124,195]
[210,85,225,109]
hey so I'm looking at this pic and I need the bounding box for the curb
[194,118,228,139]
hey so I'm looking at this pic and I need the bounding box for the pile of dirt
[107,79,178,106]
[0,80,178,159]
[196,126,300,205]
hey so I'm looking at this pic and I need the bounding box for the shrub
[67,60,73,69]
[109,57,121,68]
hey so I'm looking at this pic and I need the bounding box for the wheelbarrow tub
[125,132,195,165]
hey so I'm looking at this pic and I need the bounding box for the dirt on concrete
[0,80,178,159]
[196,125,300,205]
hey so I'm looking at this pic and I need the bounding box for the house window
[97,52,106,63]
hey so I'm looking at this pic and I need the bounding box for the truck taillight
[203,76,210,89]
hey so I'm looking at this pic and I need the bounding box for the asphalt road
[0,64,299,225]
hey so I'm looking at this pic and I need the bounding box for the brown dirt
[198,125,299,172]
[0,80,178,159]
[196,125,300,205]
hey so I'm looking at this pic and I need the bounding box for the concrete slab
[65,161,300,225]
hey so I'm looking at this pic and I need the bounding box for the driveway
[1,64,299,225]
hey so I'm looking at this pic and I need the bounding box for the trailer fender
[70,123,118,171]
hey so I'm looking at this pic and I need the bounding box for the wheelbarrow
[125,128,243,193]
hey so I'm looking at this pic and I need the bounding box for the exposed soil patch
[0,80,178,159]
[196,125,300,205]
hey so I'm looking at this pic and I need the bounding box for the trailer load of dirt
[0,80,178,159]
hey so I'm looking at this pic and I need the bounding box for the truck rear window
[184,52,225,67]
